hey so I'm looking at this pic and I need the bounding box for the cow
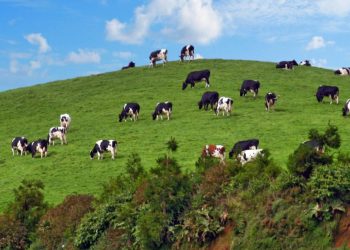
[60,114,71,130]
[198,91,219,110]
[90,140,117,160]
[300,60,311,66]
[119,103,140,122]
[48,127,67,145]
[152,102,172,120]
[149,49,168,67]
[240,80,260,97]
[201,144,225,162]
[228,139,259,158]
[265,92,277,111]
[334,67,350,75]
[11,137,28,156]
[27,139,48,158]
[343,99,350,116]
[122,61,135,70]
[182,69,210,90]
[276,60,298,69]
[237,149,264,165]
[215,97,233,116]
[315,85,339,104]
[180,45,195,62]
[302,140,325,154]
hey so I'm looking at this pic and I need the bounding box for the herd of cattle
[10,45,350,165]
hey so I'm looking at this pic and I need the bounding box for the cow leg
[97,152,101,160]
[12,148,15,156]
[206,78,210,88]
[336,95,339,104]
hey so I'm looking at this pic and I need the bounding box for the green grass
[0,59,349,211]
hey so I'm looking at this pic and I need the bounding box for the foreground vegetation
[1,125,350,249]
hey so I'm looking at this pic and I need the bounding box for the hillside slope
[0,59,349,211]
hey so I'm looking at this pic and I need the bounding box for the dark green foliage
[166,137,178,153]
[125,153,145,182]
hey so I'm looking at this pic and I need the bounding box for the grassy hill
[0,59,349,212]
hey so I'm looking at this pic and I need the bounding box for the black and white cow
[198,91,219,110]
[27,139,48,158]
[180,45,195,62]
[152,102,172,120]
[238,149,264,165]
[119,103,140,122]
[11,137,28,156]
[90,140,117,160]
[302,139,325,154]
[315,85,339,104]
[300,60,311,66]
[149,49,168,67]
[215,97,233,116]
[334,67,350,75]
[182,69,210,90]
[276,60,298,69]
[265,92,277,111]
[342,99,350,116]
[228,139,259,158]
[122,61,135,70]
[60,114,71,130]
[48,127,67,145]
[240,80,260,97]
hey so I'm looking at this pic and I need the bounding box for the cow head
[152,112,157,120]
[343,107,349,116]
[315,92,323,102]
[292,60,298,66]
[334,70,341,75]
[90,150,95,159]
[240,88,247,96]
[182,82,188,90]
[198,101,203,109]
[118,112,125,122]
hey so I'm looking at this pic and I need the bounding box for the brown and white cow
[201,144,225,162]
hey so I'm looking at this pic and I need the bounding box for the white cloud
[306,36,334,50]
[317,0,350,17]
[106,0,222,45]
[194,53,204,60]
[25,33,51,53]
[311,58,327,68]
[67,49,101,64]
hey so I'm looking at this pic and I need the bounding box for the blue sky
[1,0,350,91]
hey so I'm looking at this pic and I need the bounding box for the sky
[1,0,350,91]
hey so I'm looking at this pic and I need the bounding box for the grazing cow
[238,149,263,165]
[315,85,339,104]
[300,60,311,66]
[60,114,71,130]
[149,49,168,67]
[152,102,172,120]
[11,137,28,156]
[334,67,350,75]
[198,91,219,110]
[27,139,48,158]
[180,45,195,62]
[276,60,298,69]
[182,69,210,90]
[302,140,325,154]
[202,144,225,161]
[240,80,260,97]
[119,103,140,122]
[215,97,233,116]
[343,99,350,116]
[90,140,117,160]
[228,139,259,158]
[265,92,277,111]
[48,127,67,145]
[122,61,135,70]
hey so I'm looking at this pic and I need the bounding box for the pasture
[0,59,349,211]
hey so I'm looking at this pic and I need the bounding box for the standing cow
[149,49,168,67]
[180,45,195,62]
[182,69,210,90]
[228,139,259,158]
[265,92,277,111]
[215,97,233,116]
[90,140,117,160]
[240,80,260,97]
[201,144,225,162]
[11,137,28,156]
[152,102,173,120]
[60,114,71,130]
[119,103,140,122]
[48,127,67,145]
[342,99,350,116]
[198,91,219,110]
[334,67,350,75]
[27,139,48,158]
[315,85,339,104]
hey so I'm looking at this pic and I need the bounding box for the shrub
[0,214,28,249]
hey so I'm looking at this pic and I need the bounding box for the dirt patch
[334,206,350,248]
[206,224,234,250]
